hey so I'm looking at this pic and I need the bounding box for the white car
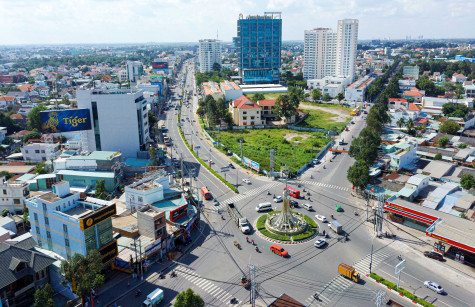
[314,239,326,248]
[424,281,444,294]
[315,215,328,223]
[273,196,283,203]
[242,179,251,184]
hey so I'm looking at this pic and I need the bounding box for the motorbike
[323,165,326,169]
[135,289,141,297]
[267,190,271,195]
[354,211,358,216]
[306,192,311,196]
[170,271,177,278]
[255,246,260,252]
[331,215,334,219]
[234,241,240,249]
[221,215,225,220]
[230,297,237,304]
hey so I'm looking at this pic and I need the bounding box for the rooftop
[67,151,120,161]
[56,169,115,179]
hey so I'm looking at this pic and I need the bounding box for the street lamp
[369,235,375,274]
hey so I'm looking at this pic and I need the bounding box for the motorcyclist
[246,236,249,242]
[255,246,259,252]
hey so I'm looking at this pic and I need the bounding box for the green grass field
[263,93,283,100]
[208,129,329,173]
[297,109,349,131]
[301,102,351,112]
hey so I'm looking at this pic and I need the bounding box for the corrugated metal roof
[56,169,115,178]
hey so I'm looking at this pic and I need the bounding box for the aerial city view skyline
[0,1,475,307]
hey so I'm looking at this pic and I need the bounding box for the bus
[201,186,211,200]
[284,186,300,198]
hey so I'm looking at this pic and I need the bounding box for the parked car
[314,239,326,248]
[273,196,283,203]
[315,215,328,223]
[424,251,444,261]
[424,281,444,294]
[242,179,251,184]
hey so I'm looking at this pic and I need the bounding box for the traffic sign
[195,146,201,149]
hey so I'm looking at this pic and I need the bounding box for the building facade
[303,28,336,80]
[77,86,151,158]
[403,65,419,80]
[237,12,282,84]
[335,19,359,81]
[126,61,144,82]
[304,19,358,81]
[21,142,61,162]
[198,39,222,73]
[26,181,117,262]
[0,177,29,214]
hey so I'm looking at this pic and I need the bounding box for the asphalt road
[112,59,475,307]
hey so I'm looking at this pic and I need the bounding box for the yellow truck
[338,263,360,283]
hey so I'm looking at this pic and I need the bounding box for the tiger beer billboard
[40,109,92,133]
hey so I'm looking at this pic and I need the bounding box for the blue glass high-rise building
[237,12,282,84]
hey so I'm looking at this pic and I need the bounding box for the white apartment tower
[126,61,144,82]
[335,19,359,81]
[77,86,151,158]
[199,39,222,73]
[303,28,336,80]
[304,19,358,81]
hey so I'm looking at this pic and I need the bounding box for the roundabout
[254,196,319,244]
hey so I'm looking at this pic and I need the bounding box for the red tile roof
[0,96,15,102]
[256,100,276,106]
[232,95,260,109]
[10,114,26,120]
[389,98,407,102]
[404,91,424,97]
[408,103,421,111]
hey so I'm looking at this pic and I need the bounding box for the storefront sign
[99,240,118,264]
[170,204,188,222]
[79,204,117,231]
[144,239,162,258]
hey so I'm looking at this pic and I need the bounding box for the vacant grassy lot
[301,102,351,113]
[297,109,349,131]
[208,129,329,173]
[263,93,283,100]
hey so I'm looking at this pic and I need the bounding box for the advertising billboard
[79,204,117,231]
[98,240,118,264]
[170,204,188,222]
[144,238,162,258]
[152,61,169,74]
[243,157,260,172]
[40,109,92,133]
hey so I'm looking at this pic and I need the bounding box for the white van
[256,202,273,212]
[303,204,313,211]
[143,287,164,307]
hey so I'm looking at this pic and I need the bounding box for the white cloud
[0,0,473,44]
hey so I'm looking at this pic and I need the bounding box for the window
[138,196,143,203]
[243,111,247,114]
[2,189,6,195]
[46,231,51,239]
[42,203,47,211]
[63,224,68,234]
[36,226,40,235]
[25,150,28,154]
[41,150,45,153]
[98,219,113,247]
[56,206,60,211]
[65,238,70,248]
[44,216,49,225]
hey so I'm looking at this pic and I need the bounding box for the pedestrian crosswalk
[215,182,282,211]
[298,180,350,192]
[303,249,394,306]
[176,265,240,306]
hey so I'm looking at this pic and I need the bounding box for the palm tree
[405,118,414,131]
[396,118,406,129]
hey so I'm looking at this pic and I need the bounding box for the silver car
[424,281,444,294]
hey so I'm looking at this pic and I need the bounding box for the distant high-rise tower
[237,12,282,84]
[303,28,336,79]
[303,19,358,81]
[335,19,359,81]
[199,39,222,73]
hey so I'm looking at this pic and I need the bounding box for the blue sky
[1,0,473,45]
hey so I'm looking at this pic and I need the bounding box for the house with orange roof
[0,96,17,107]
[219,81,242,101]
[17,84,34,93]
[229,96,264,126]
[403,87,424,103]
[9,113,27,127]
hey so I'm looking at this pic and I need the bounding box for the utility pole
[270,149,275,179]
[139,239,143,280]
[293,144,297,176]
[369,235,375,274]
[375,194,384,237]
[239,139,243,162]
[249,264,257,307]
[365,192,369,222]
[180,153,184,188]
